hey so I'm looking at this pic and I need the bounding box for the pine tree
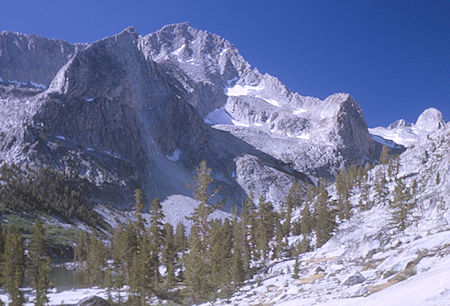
[134,189,145,238]
[387,154,400,180]
[86,232,106,286]
[242,194,257,266]
[297,233,310,254]
[208,219,233,297]
[74,231,89,264]
[255,196,276,260]
[314,180,335,248]
[184,160,223,303]
[273,216,285,259]
[186,160,222,250]
[162,223,176,289]
[292,256,300,279]
[231,239,244,289]
[300,199,312,236]
[28,216,50,306]
[1,226,26,306]
[174,222,187,254]
[149,197,165,288]
[129,232,153,304]
[379,146,390,165]
[390,178,414,231]
[375,168,388,204]
[336,168,352,220]
[183,223,211,304]
[359,180,371,210]
[286,181,305,210]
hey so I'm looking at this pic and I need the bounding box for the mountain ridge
[0,24,442,210]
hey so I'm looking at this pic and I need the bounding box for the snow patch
[162,195,232,230]
[166,149,181,162]
[204,108,234,125]
[293,108,307,115]
[171,44,185,56]
[255,95,280,107]
[85,97,95,102]
[225,84,263,96]
[370,134,402,149]
[219,48,228,56]
[204,107,250,127]
[296,133,310,140]
[56,135,66,141]
[30,81,46,89]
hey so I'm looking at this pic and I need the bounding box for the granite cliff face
[0,23,378,209]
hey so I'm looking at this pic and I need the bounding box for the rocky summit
[1,23,380,209]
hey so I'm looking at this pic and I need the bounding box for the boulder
[76,296,111,306]
[342,271,365,286]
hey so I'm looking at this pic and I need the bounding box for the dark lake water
[49,266,90,290]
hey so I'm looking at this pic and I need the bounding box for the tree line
[0,145,426,304]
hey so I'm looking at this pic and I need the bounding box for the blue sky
[1,0,448,126]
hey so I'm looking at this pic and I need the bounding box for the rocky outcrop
[342,271,365,286]
[76,296,111,306]
[415,107,445,132]
[0,31,83,87]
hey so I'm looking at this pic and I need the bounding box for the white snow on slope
[204,107,234,125]
[369,108,446,147]
[255,95,280,107]
[204,107,249,127]
[208,125,450,306]
[225,84,263,96]
[30,82,46,89]
[171,44,185,56]
[162,194,232,230]
[369,126,417,147]
[293,108,307,115]
[281,255,450,306]
[166,148,181,161]
[219,48,228,57]
[296,133,310,140]
[370,134,402,149]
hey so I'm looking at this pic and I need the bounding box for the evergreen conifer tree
[1,226,26,306]
[314,180,335,248]
[183,223,211,304]
[292,256,300,279]
[379,146,390,165]
[390,178,414,231]
[255,196,276,260]
[133,189,145,238]
[174,222,187,254]
[149,197,165,288]
[162,223,176,289]
[86,232,106,286]
[300,200,312,236]
[28,217,51,306]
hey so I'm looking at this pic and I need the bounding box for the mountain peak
[415,107,445,132]
[119,26,137,35]
[388,119,412,129]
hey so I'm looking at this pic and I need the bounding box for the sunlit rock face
[0,23,380,208]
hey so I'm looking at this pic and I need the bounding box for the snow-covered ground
[207,123,450,306]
